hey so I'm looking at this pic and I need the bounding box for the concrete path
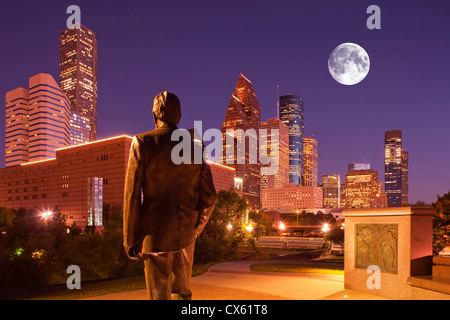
[83,259,386,300]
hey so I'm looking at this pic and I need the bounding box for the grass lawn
[29,262,217,300]
[250,263,344,275]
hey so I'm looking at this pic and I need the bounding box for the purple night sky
[0,0,449,204]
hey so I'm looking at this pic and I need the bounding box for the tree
[194,189,251,264]
[0,207,15,234]
[326,226,345,253]
[432,192,450,255]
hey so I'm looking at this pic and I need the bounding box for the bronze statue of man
[123,91,217,300]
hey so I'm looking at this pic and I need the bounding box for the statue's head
[152,91,181,126]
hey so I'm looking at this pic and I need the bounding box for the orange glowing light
[55,134,133,152]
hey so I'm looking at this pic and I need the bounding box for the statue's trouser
[143,242,195,300]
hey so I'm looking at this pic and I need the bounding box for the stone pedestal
[432,256,450,283]
[343,206,435,300]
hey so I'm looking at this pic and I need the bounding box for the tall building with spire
[221,74,261,208]
[279,94,304,185]
[384,130,409,207]
[60,25,98,142]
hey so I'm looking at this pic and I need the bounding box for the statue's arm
[196,161,217,234]
[123,136,145,252]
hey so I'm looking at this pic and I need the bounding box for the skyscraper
[343,169,379,208]
[279,94,304,185]
[60,25,98,142]
[260,118,290,190]
[322,174,341,208]
[70,111,91,146]
[221,74,261,208]
[384,130,408,207]
[5,87,29,167]
[348,163,370,172]
[233,73,261,130]
[303,136,318,186]
[401,151,409,206]
[5,73,71,167]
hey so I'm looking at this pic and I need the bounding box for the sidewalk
[84,259,386,300]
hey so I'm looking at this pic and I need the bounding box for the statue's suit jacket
[123,122,217,253]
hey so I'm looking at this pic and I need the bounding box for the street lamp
[322,223,330,233]
[246,224,254,232]
[296,210,300,226]
[226,223,233,231]
[279,222,286,236]
[41,210,53,221]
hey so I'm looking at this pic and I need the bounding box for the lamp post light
[279,222,286,237]
[296,210,300,226]
[322,223,330,233]
[41,210,53,221]
[226,223,233,232]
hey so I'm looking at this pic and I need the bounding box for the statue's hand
[126,245,140,261]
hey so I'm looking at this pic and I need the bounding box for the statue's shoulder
[135,130,158,145]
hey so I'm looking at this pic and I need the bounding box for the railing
[258,236,325,249]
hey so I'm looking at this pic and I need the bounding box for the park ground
[25,253,385,300]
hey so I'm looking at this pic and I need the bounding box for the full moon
[328,43,370,85]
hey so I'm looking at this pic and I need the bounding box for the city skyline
[0,1,449,204]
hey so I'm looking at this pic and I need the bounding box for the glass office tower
[322,174,341,208]
[303,136,318,187]
[279,94,304,185]
[384,130,408,207]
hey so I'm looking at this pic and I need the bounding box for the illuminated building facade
[208,161,235,192]
[0,135,232,228]
[343,169,380,208]
[303,136,318,186]
[401,151,409,206]
[0,135,132,227]
[70,111,91,145]
[260,118,290,190]
[384,130,408,207]
[279,94,304,185]
[262,185,323,210]
[5,73,71,167]
[5,88,29,167]
[348,163,370,172]
[60,25,98,141]
[370,192,388,208]
[87,177,103,226]
[322,174,341,208]
[221,74,261,208]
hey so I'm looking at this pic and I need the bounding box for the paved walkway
[84,259,386,300]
